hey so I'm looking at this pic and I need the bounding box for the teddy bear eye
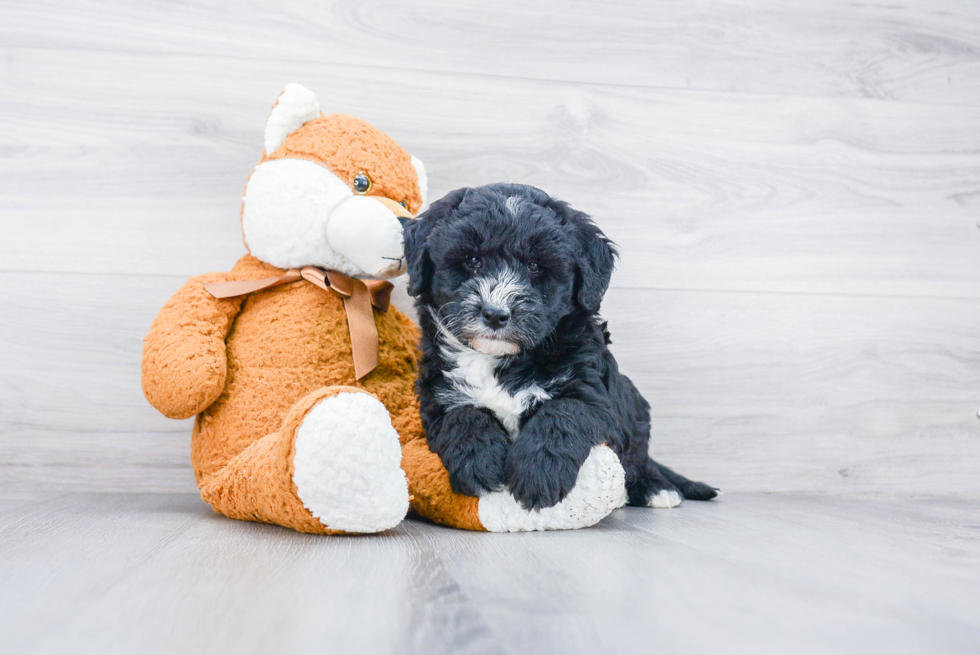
[465,256,482,270]
[353,173,372,194]
[399,200,408,209]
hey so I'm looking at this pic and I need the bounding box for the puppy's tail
[653,460,719,501]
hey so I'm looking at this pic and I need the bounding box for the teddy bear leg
[199,386,409,534]
[477,445,627,533]
[401,437,486,530]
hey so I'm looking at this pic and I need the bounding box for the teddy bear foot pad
[293,391,410,533]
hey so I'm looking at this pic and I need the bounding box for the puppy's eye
[465,256,482,270]
[352,173,372,194]
[527,262,541,274]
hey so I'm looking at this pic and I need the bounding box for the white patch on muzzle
[327,195,407,278]
[470,337,520,356]
[476,268,523,309]
[242,158,353,272]
[242,158,407,278]
[465,267,524,354]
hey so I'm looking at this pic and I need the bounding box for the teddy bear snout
[326,195,409,279]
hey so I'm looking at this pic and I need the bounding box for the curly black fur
[404,183,717,511]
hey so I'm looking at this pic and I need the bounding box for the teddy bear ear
[264,84,321,154]
[410,155,428,207]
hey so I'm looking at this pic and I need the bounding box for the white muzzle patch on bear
[242,158,407,278]
[326,195,407,279]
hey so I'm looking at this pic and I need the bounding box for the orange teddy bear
[142,84,626,534]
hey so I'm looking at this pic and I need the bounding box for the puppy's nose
[481,305,511,330]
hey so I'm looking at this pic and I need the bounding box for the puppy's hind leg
[626,457,684,508]
[616,374,717,506]
[652,459,719,502]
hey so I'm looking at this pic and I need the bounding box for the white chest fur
[439,348,550,439]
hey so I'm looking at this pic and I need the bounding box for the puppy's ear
[404,187,470,297]
[547,198,617,313]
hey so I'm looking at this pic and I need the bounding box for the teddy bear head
[240,84,428,279]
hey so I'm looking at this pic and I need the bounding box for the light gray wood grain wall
[1,0,978,495]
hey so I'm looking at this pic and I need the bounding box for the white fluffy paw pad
[648,489,683,508]
[292,392,409,533]
[478,445,627,533]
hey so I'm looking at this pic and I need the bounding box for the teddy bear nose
[481,305,511,330]
[397,215,414,229]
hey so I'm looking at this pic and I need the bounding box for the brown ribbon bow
[204,267,394,380]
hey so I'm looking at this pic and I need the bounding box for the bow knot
[204,267,394,380]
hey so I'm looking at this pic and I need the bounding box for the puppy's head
[404,183,616,356]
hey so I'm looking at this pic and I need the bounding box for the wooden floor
[0,492,977,655]
[2,1,980,653]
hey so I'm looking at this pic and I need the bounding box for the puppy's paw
[444,438,508,497]
[642,476,686,508]
[505,445,581,511]
[648,487,683,508]
[479,446,626,532]
[427,405,512,498]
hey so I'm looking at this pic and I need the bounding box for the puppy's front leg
[426,406,510,497]
[506,399,609,511]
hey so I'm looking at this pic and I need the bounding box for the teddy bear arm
[141,273,244,419]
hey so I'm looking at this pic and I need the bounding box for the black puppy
[404,183,717,511]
